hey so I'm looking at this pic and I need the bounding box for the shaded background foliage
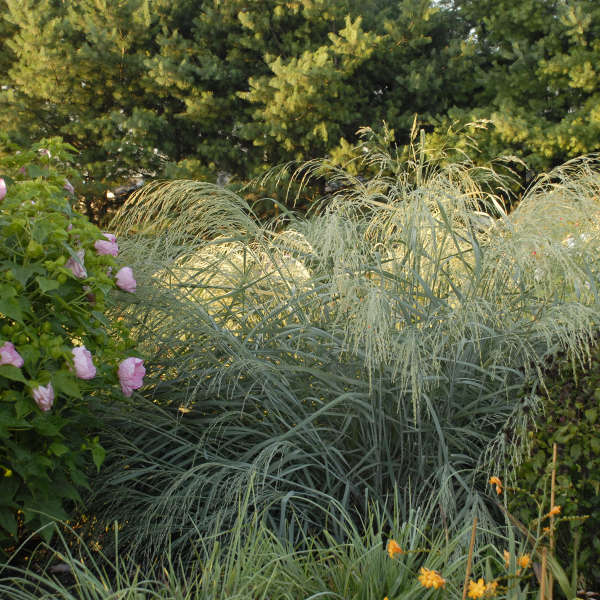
[512,342,600,586]
[1,0,598,223]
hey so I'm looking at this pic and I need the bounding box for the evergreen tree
[237,0,476,169]
[239,15,383,165]
[2,0,391,203]
[450,0,600,174]
[147,0,380,176]
[0,0,16,80]
[7,0,596,216]
[1,0,181,218]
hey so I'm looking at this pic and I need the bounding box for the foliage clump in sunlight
[95,137,600,562]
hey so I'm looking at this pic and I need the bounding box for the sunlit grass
[91,141,600,562]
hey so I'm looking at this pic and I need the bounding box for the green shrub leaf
[0,508,17,537]
[0,365,26,383]
[0,296,23,323]
[36,276,60,293]
[52,371,82,399]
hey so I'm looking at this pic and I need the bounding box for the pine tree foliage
[451,0,600,172]
[240,16,383,160]
[147,0,386,175]
[0,0,598,212]
[0,0,477,209]
[2,0,179,215]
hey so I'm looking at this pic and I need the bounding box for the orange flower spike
[386,539,403,559]
[489,476,502,495]
[518,554,531,569]
[468,578,486,599]
[503,549,510,568]
[548,505,561,517]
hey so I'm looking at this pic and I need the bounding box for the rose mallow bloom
[0,341,24,368]
[66,249,87,278]
[115,266,136,293]
[94,233,119,257]
[0,178,6,202]
[118,357,145,397]
[32,382,54,412]
[72,346,96,379]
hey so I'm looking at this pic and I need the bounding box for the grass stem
[462,515,478,600]
[549,442,558,600]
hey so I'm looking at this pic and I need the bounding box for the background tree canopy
[1,0,598,220]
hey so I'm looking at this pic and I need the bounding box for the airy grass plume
[92,138,600,561]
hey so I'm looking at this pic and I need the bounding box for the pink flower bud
[64,179,75,194]
[0,341,24,368]
[94,233,118,257]
[115,266,136,293]
[66,249,87,278]
[72,346,96,379]
[0,178,6,202]
[118,357,145,397]
[67,223,73,232]
[19,166,26,175]
[32,382,54,412]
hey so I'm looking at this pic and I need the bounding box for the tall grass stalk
[94,142,600,560]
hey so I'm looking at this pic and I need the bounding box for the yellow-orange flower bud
[386,539,403,559]
[468,578,486,599]
[518,554,531,569]
[418,567,446,589]
[489,476,502,494]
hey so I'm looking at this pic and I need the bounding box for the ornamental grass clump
[93,137,600,561]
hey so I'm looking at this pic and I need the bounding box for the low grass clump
[0,493,541,600]
[82,142,600,565]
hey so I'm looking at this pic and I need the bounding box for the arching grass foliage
[89,144,600,561]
